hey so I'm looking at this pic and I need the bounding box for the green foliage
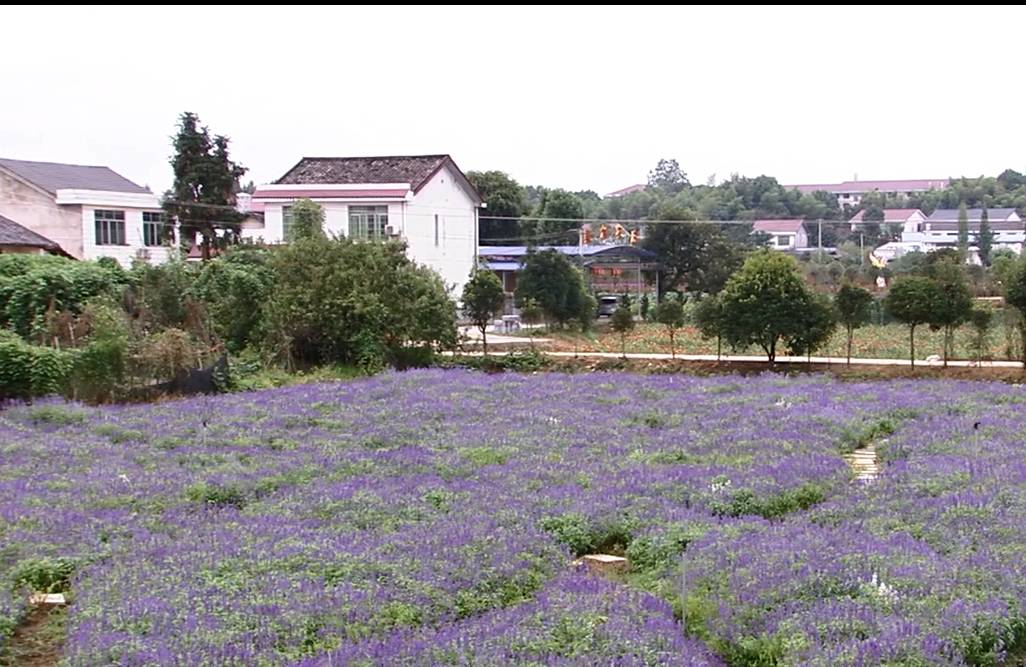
[11,557,76,594]
[647,158,689,193]
[461,269,505,355]
[263,236,456,370]
[927,260,973,365]
[467,170,529,243]
[287,198,326,241]
[186,482,247,508]
[610,305,635,358]
[27,405,86,425]
[515,249,591,327]
[969,307,994,363]
[126,260,196,332]
[0,337,73,400]
[718,250,819,363]
[525,188,586,238]
[1004,256,1026,364]
[977,207,994,266]
[957,202,970,260]
[693,295,727,360]
[642,219,744,295]
[191,246,274,351]
[453,348,549,373]
[835,284,874,364]
[787,293,837,359]
[885,276,944,366]
[655,296,686,358]
[163,111,246,259]
[639,293,650,320]
[0,254,128,340]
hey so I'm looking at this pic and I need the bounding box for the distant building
[848,208,926,237]
[785,178,949,209]
[752,219,809,250]
[0,213,66,256]
[478,244,659,313]
[604,184,646,198]
[0,157,173,266]
[901,207,1024,254]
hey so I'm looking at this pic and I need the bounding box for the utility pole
[860,233,865,264]
[818,219,822,249]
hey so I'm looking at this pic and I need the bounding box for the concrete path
[845,444,881,482]
[459,326,550,346]
[450,348,1025,369]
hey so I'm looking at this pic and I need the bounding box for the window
[142,211,168,246]
[94,209,125,245]
[434,214,439,247]
[282,205,295,242]
[348,205,389,240]
[776,235,791,246]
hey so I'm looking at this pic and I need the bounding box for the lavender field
[2,370,1026,666]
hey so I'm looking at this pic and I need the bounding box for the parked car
[597,295,620,317]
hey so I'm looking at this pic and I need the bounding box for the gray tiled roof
[925,208,1020,223]
[0,213,60,249]
[0,157,149,194]
[275,155,450,190]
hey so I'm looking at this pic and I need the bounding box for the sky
[3,6,1025,196]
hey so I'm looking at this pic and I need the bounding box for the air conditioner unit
[135,248,151,260]
[385,225,399,237]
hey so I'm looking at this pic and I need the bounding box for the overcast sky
[3,6,1025,195]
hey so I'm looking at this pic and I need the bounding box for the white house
[249,155,482,294]
[848,208,925,234]
[901,207,1024,254]
[0,158,174,266]
[752,219,809,250]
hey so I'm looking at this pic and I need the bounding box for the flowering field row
[1,370,1024,665]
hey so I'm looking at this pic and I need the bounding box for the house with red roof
[848,208,926,233]
[604,184,646,198]
[249,155,483,293]
[752,219,809,250]
[784,178,948,209]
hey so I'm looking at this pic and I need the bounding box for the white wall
[81,206,175,266]
[402,163,477,296]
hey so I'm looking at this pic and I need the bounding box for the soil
[0,605,65,667]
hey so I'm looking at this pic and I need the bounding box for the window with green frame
[282,205,295,242]
[348,205,389,240]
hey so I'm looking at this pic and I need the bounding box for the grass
[545,320,1022,362]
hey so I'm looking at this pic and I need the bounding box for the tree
[957,202,970,261]
[610,304,634,359]
[647,159,689,194]
[529,189,585,239]
[190,246,275,352]
[164,112,247,260]
[640,293,650,321]
[461,269,505,356]
[263,236,456,370]
[788,293,837,362]
[693,295,726,361]
[573,293,598,358]
[927,260,973,367]
[288,199,326,240]
[515,249,591,328]
[655,296,686,358]
[884,276,943,368]
[834,284,873,366]
[1003,256,1026,366]
[718,250,818,364]
[977,207,994,267]
[519,298,543,349]
[968,307,993,365]
[642,220,744,295]
[467,170,529,244]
